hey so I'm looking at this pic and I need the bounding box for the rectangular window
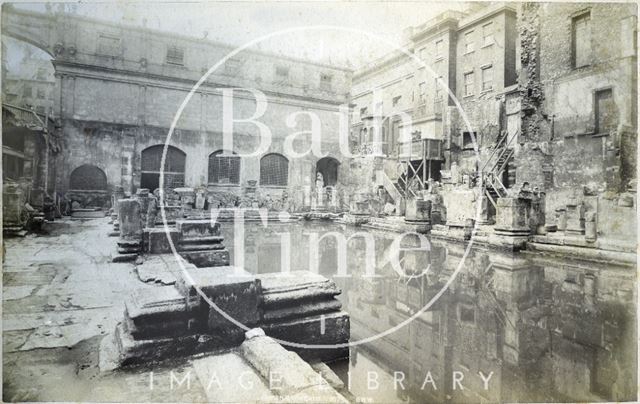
[360,107,368,117]
[482,22,494,46]
[464,72,474,96]
[275,66,289,80]
[36,68,47,81]
[375,101,383,115]
[419,82,426,102]
[435,40,444,58]
[419,47,426,60]
[462,131,476,149]
[166,45,185,65]
[97,34,121,57]
[320,73,333,90]
[595,89,617,134]
[36,88,45,99]
[458,304,476,323]
[434,76,443,100]
[23,85,32,97]
[224,58,240,75]
[464,31,475,53]
[572,12,591,68]
[392,95,402,107]
[481,65,493,91]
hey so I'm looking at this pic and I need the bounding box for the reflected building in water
[220,221,636,403]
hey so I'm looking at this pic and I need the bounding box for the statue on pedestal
[315,172,325,207]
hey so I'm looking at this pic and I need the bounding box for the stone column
[117,198,143,254]
[134,188,153,227]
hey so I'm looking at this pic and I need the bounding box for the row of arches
[69,145,339,191]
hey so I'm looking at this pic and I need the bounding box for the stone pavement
[2,219,204,401]
[2,218,350,402]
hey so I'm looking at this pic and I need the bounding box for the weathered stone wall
[4,7,353,202]
[518,2,637,193]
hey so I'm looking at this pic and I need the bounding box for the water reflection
[220,221,636,403]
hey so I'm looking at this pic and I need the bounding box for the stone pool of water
[220,220,637,403]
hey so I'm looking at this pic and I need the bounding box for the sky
[4,1,469,73]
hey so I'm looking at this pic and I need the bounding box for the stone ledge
[240,331,348,403]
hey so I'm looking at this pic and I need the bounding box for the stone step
[176,219,220,238]
[180,249,230,267]
[178,243,226,252]
[262,298,342,322]
[257,271,341,309]
[260,311,350,359]
[71,210,106,218]
[179,235,224,244]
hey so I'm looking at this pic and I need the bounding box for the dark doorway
[316,157,339,186]
[69,165,107,190]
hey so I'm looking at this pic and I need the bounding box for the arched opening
[316,157,339,187]
[140,145,186,190]
[260,153,288,186]
[2,37,56,117]
[69,164,107,190]
[208,150,240,185]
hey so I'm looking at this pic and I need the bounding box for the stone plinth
[494,197,532,236]
[116,199,143,256]
[405,199,431,223]
[109,269,350,368]
[476,194,495,225]
[118,199,143,239]
[349,201,369,215]
[133,189,154,228]
[123,287,203,339]
[565,201,585,235]
[177,266,260,330]
[155,205,183,224]
[3,185,24,227]
[179,249,230,267]
[175,219,229,267]
[143,228,181,254]
[176,219,220,239]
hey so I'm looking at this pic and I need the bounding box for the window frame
[275,65,289,80]
[166,45,185,66]
[482,22,494,47]
[259,153,289,187]
[435,39,444,59]
[481,65,493,92]
[571,11,592,69]
[208,150,241,185]
[464,31,475,54]
[463,71,475,97]
[320,73,333,90]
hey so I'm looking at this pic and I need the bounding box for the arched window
[140,145,186,190]
[208,150,240,185]
[260,153,288,186]
[69,165,107,190]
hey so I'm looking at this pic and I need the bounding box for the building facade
[518,1,637,248]
[3,6,352,210]
[2,55,56,117]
